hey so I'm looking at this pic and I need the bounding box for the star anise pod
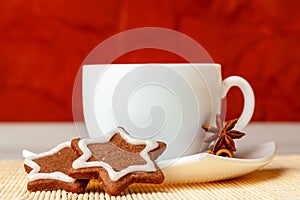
[202,114,245,155]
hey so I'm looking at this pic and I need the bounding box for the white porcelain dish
[157,141,276,184]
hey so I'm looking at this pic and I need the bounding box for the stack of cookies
[23,128,166,196]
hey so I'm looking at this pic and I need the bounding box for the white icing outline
[22,141,75,183]
[72,128,159,181]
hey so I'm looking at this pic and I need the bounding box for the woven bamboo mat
[1,155,300,200]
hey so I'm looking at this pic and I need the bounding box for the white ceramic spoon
[157,141,276,184]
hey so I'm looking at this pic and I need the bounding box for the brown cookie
[23,141,89,193]
[69,129,166,196]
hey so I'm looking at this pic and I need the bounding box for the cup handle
[221,76,255,130]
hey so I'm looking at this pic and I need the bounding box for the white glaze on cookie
[22,142,75,183]
[72,128,159,181]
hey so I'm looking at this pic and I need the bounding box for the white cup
[81,63,254,161]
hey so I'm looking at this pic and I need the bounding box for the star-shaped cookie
[69,128,166,196]
[23,142,89,193]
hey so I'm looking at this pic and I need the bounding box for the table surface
[0,122,299,199]
[0,155,300,200]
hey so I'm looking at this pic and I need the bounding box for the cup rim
[83,63,221,68]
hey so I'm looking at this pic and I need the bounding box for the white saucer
[157,142,276,184]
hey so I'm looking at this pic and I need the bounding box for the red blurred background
[0,0,299,121]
